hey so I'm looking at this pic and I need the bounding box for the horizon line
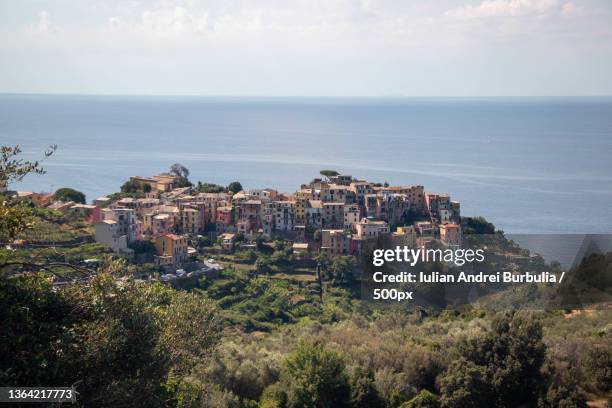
[2,92,612,99]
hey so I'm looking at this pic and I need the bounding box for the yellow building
[130,174,177,193]
[155,234,188,268]
[294,198,308,224]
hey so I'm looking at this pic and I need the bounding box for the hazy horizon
[2,93,612,99]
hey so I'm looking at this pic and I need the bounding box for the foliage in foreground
[0,261,221,407]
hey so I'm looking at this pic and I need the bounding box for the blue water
[1,94,611,234]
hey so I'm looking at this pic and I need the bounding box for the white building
[355,218,389,240]
[95,207,136,254]
[95,220,133,255]
[274,201,296,231]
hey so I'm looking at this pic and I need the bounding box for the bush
[438,358,490,408]
[349,366,384,408]
[440,311,547,407]
[227,181,243,194]
[540,383,587,408]
[401,390,440,408]
[463,216,495,235]
[0,264,221,407]
[197,182,227,193]
[585,344,612,393]
[198,236,212,249]
[281,341,350,407]
[54,187,86,204]
[260,383,287,408]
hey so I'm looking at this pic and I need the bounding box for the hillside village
[96,172,462,269]
[4,169,463,276]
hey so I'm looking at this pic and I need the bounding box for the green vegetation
[170,163,192,188]
[118,179,149,197]
[197,181,227,193]
[1,144,56,241]
[0,264,220,407]
[54,187,86,204]
[463,216,496,235]
[276,341,350,407]
[228,181,244,194]
[3,243,612,408]
[319,169,340,179]
[401,390,439,408]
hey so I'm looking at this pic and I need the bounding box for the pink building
[216,206,233,232]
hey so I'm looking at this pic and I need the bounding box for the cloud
[446,0,560,19]
[106,0,381,38]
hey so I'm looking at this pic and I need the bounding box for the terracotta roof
[164,233,185,240]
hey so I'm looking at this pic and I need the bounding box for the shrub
[260,383,287,408]
[401,390,440,408]
[54,187,86,204]
[585,344,612,393]
[281,341,350,407]
[540,383,587,408]
[349,366,384,408]
[438,358,490,408]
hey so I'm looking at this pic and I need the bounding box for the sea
[1,94,611,235]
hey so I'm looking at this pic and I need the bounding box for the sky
[0,0,612,96]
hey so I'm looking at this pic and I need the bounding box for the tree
[0,200,32,242]
[440,311,547,407]
[159,291,221,374]
[0,272,74,387]
[255,257,272,278]
[0,144,56,190]
[227,181,243,194]
[438,358,491,408]
[0,145,56,241]
[120,180,146,195]
[54,187,86,204]
[540,383,587,408]
[1,261,221,407]
[402,207,418,226]
[280,341,350,407]
[585,345,612,393]
[401,390,440,408]
[349,366,383,408]
[254,234,266,251]
[319,170,339,180]
[271,246,294,266]
[330,256,355,286]
[170,163,192,188]
[197,181,227,193]
[260,384,288,408]
[170,163,190,179]
[197,236,212,250]
[129,240,157,255]
[463,216,495,235]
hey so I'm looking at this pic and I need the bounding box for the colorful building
[155,233,188,269]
